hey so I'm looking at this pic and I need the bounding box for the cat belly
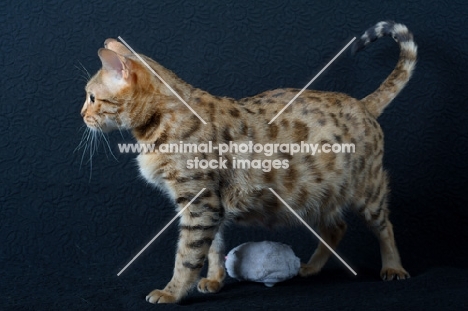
[221,186,320,228]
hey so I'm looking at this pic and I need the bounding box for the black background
[1,1,467,310]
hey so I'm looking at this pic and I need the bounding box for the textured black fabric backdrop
[1,1,467,310]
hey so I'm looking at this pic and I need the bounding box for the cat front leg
[197,228,226,293]
[146,189,223,304]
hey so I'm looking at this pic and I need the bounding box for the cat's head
[81,39,159,133]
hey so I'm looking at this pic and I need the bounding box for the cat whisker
[76,73,90,83]
[74,127,90,153]
[76,61,91,80]
[115,112,126,140]
[82,128,93,161]
[88,129,99,162]
[79,145,88,171]
[88,139,93,182]
[75,64,92,83]
[79,131,90,171]
[104,133,118,161]
[81,127,104,180]
[86,129,100,182]
[78,61,92,80]
[96,124,118,161]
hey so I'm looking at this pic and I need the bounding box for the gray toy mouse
[225,241,300,287]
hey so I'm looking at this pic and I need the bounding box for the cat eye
[90,94,95,103]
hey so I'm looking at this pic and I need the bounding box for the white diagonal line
[268,37,356,124]
[117,188,206,276]
[117,36,207,125]
[269,188,357,276]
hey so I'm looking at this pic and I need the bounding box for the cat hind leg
[299,219,347,277]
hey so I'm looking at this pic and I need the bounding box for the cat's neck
[130,91,193,143]
[130,58,199,142]
[129,57,234,143]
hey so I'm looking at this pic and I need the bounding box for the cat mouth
[84,116,107,132]
[84,116,97,128]
[84,116,118,133]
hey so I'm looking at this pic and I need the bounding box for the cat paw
[299,263,321,277]
[146,289,177,304]
[381,267,410,281]
[197,278,223,293]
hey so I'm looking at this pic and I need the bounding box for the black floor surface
[2,259,467,310]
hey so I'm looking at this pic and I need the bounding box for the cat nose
[81,107,87,117]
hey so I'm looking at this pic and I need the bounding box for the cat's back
[236,88,375,149]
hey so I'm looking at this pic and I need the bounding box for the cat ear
[98,48,129,79]
[104,38,132,55]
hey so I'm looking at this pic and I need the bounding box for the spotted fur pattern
[81,21,416,303]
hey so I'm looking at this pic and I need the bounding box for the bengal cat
[81,21,416,303]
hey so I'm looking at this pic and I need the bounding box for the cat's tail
[352,21,417,117]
